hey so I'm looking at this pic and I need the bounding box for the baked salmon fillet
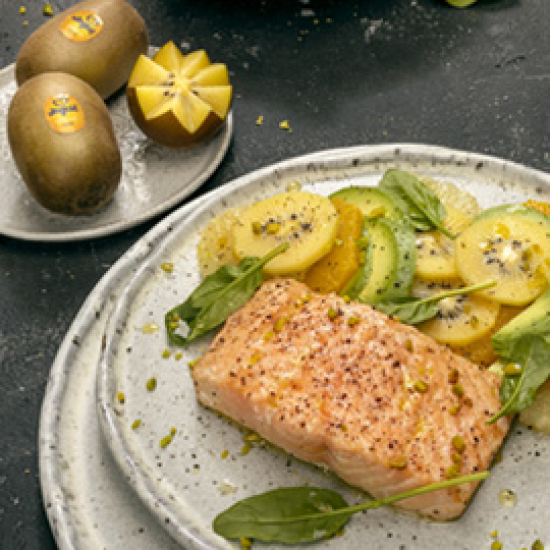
[192,279,510,520]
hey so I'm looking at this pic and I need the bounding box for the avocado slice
[476,203,550,225]
[343,218,416,304]
[330,187,404,221]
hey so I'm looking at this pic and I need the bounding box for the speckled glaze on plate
[0,60,232,242]
[96,144,549,550]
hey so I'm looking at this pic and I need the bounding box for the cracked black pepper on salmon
[192,279,510,519]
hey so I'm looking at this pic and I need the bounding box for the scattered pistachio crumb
[146,377,157,391]
[131,419,142,430]
[347,316,360,327]
[273,316,289,333]
[491,541,503,550]
[452,383,465,398]
[249,350,262,364]
[451,435,466,453]
[19,6,27,14]
[490,530,498,539]
[263,330,275,341]
[116,392,125,404]
[532,540,544,550]
[279,120,292,132]
[188,357,201,369]
[162,349,171,359]
[43,3,53,16]
[175,352,183,361]
[389,456,408,470]
[23,20,29,26]
[220,449,229,459]
[240,443,252,456]
[240,537,253,550]
[160,434,173,448]
[251,221,262,235]
[161,262,174,273]
[170,426,177,436]
[327,306,339,320]
[255,115,264,126]
[448,368,459,384]
[413,380,429,393]
[405,339,414,352]
[342,295,351,303]
[445,463,460,479]
[244,432,262,443]
[449,402,462,415]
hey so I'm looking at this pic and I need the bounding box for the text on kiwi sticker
[59,10,103,43]
[44,94,85,134]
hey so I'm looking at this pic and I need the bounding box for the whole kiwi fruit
[15,0,148,99]
[8,72,122,215]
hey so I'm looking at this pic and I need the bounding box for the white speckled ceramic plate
[0,59,232,242]
[95,144,550,550]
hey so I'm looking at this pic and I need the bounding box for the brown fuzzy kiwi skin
[7,72,122,216]
[15,0,148,99]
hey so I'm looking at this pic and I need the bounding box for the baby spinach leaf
[375,280,496,325]
[379,169,456,238]
[165,243,288,346]
[489,335,550,423]
[213,472,488,544]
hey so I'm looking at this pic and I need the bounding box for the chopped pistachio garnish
[255,115,264,126]
[327,306,339,320]
[532,540,544,550]
[175,352,183,361]
[240,537,253,550]
[342,295,351,303]
[449,402,462,415]
[249,350,262,364]
[451,452,463,466]
[263,330,275,341]
[451,435,466,453]
[116,392,125,404]
[188,357,201,369]
[273,316,289,332]
[503,362,523,376]
[463,396,473,407]
[240,443,252,456]
[490,530,498,539]
[43,3,53,16]
[445,463,461,479]
[405,339,414,352]
[251,221,262,235]
[347,316,360,326]
[131,419,142,430]
[452,383,465,398]
[448,368,459,384]
[146,377,157,392]
[413,380,429,393]
[244,432,262,443]
[170,426,177,436]
[19,6,27,14]
[389,455,408,470]
[162,349,171,359]
[160,434,173,448]
[161,262,174,273]
[491,541,503,550]
[220,449,229,459]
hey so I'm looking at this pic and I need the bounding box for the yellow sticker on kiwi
[45,94,85,134]
[59,10,103,43]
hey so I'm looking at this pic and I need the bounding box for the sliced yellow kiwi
[415,204,473,279]
[303,197,364,293]
[421,176,481,218]
[197,207,243,277]
[412,278,500,346]
[126,41,232,148]
[232,191,339,275]
[454,209,550,306]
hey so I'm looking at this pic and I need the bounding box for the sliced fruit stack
[196,172,550,363]
[126,41,232,148]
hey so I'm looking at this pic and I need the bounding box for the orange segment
[304,197,364,293]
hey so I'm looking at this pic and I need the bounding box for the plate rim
[0,62,233,243]
[95,143,550,549]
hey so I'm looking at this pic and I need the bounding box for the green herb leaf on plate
[213,472,489,544]
[379,169,456,238]
[375,280,496,325]
[165,243,289,346]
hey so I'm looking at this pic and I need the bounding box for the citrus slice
[126,41,232,148]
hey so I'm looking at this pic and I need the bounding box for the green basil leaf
[213,472,488,544]
[376,280,496,325]
[379,169,456,238]
[165,243,288,346]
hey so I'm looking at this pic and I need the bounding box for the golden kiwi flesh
[15,0,148,99]
[7,72,122,215]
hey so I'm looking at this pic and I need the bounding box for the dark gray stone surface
[0,0,548,548]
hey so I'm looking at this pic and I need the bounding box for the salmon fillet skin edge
[192,279,510,520]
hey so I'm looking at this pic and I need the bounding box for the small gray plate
[0,62,232,242]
